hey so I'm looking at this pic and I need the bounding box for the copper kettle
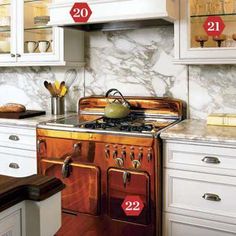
[104,89,130,119]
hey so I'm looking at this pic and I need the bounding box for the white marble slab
[161,119,236,145]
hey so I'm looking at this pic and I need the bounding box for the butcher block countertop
[160,119,236,146]
[0,174,64,213]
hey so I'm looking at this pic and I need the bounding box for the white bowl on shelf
[0,41,10,53]
[0,16,10,27]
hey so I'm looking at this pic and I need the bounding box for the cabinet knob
[16,54,21,57]
[202,193,221,202]
[202,156,220,164]
[9,163,20,169]
[9,135,19,141]
[115,158,124,167]
[11,54,15,57]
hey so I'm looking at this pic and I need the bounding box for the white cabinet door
[0,0,17,64]
[0,210,21,236]
[174,0,236,64]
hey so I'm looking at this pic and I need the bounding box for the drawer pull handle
[9,163,20,169]
[202,193,221,202]
[202,156,220,164]
[9,135,20,141]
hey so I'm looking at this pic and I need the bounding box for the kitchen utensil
[104,88,130,119]
[60,86,67,97]
[44,81,56,96]
[60,81,65,91]
[25,41,38,53]
[65,69,77,87]
[38,40,50,53]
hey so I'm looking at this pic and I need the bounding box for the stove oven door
[41,158,100,216]
[107,168,150,225]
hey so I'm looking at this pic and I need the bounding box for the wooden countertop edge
[0,174,65,213]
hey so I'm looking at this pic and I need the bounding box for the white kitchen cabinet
[49,0,178,26]
[174,0,236,64]
[163,140,236,236]
[0,0,84,66]
[0,124,37,177]
[0,192,62,236]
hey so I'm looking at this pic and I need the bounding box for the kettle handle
[105,88,130,107]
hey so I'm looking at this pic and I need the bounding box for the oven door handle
[62,155,72,178]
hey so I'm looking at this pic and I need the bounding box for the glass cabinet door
[190,0,236,49]
[0,0,16,62]
[176,0,236,63]
[18,0,60,63]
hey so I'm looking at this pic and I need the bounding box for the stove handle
[37,139,46,155]
[123,171,131,188]
[62,156,72,178]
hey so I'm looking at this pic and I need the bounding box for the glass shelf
[24,25,52,35]
[191,13,236,18]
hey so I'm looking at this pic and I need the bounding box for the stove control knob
[138,152,143,161]
[115,158,124,167]
[132,160,141,169]
[147,149,152,162]
[121,150,126,159]
[113,150,118,159]
[105,149,110,159]
[130,151,135,161]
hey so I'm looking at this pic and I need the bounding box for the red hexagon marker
[203,16,225,36]
[121,196,144,216]
[70,2,92,23]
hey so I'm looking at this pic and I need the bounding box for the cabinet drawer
[0,146,36,159]
[0,154,36,177]
[164,169,236,224]
[164,142,236,176]
[163,213,236,236]
[0,126,36,150]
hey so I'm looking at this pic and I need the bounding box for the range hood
[48,0,178,31]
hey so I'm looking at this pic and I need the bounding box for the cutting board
[0,110,46,119]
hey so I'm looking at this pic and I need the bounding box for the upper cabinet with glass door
[0,0,84,66]
[174,0,236,64]
[0,0,16,63]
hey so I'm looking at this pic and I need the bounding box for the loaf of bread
[0,103,26,113]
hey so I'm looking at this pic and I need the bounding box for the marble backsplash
[0,67,84,112]
[0,25,235,119]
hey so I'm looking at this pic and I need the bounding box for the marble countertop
[160,119,236,145]
[0,112,76,128]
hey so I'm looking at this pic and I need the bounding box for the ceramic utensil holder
[51,97,65,115]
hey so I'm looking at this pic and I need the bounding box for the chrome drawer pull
[202,156,220,164]
[9,163,20,169]
[9,135,20,141]
[202,193,221,202]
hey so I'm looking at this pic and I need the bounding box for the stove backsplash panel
[0,26,235,119]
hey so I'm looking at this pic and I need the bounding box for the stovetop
[40,114,178,137]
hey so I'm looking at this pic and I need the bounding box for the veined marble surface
[189,65,236,120]
[84,27,188,104]
[0,67,84,113]
[161,119,236,145]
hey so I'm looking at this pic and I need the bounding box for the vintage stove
[37,96,185,236]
